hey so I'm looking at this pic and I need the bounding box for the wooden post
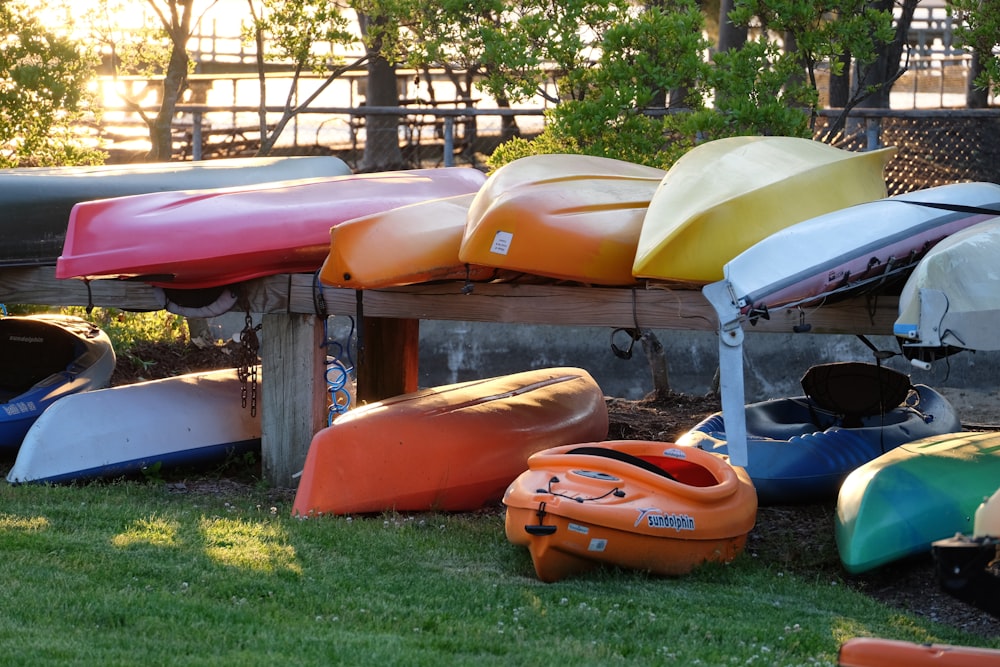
[356,316,420,403]
[192,111,203,161]
[260,313,326,488]
[443,117,455,167]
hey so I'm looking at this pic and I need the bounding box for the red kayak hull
[57,167,486,289]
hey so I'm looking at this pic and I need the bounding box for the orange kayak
[838,637,1000,666]
[321,194,514,289]
[504,440,757,582]
[459,154,665,285]
[292,367,609,516]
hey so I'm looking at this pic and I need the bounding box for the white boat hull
[721,182,1000,317]
[895,216,1000,352]
[7,368,261,484]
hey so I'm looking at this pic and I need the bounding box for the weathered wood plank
[0,266,899,487]
[356,317,420,402]
[260,313,326,488]
[0,267,897,336]
[0,266,163,309]
[283,276,897,335]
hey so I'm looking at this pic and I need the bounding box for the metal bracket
[702,281,748,468]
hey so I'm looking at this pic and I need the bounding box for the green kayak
[835,430,1000,574]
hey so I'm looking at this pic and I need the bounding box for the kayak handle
[525,500,557,536]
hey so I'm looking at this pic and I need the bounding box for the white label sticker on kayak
[489,230,513,255]
[568,523,588,535]
[588,538,608,552]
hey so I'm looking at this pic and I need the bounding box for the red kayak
[56,167,486,289]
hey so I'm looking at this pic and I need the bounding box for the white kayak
[7,368,261,484]
[715,182,1000,320]
[895,215,1000,354]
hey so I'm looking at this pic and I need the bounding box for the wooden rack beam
[0,266,899,486]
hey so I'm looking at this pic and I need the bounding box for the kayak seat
[0,320,79,397]
[567,445,678,481]
[800,361,912,429]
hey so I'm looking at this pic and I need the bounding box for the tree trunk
[359,54,406,172]
[717,0,747,53]
[641,331,672,400]
[967,49,990,108]
[855,0,918,109]
[497,97,521,141]
[828,50,852,108]
[146,45,189,161]
[145,1,193,162]
[357,12,405,172]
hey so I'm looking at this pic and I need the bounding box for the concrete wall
[321,317,1000,401]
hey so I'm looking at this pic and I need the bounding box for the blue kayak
[0,315,116,452]
[678,382,962,505]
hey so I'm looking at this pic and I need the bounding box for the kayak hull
[292,367,610,516]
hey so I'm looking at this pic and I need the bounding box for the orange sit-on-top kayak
[504,440,757,582]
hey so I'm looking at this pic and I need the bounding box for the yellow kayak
[321,193,514,289]
[632,136,896,284]
[459,154,666,286]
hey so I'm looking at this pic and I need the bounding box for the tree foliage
[85,0,216,161]
[488,0,899,170]
[949,0,1000,96]
[23,0,989,171]
[0,1,104,167]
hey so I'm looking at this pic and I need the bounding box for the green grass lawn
[1,478,996,667]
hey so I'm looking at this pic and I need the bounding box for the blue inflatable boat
[678,362,963,504]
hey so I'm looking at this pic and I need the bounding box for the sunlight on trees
[0,1,105,166]
[10,1,993,169]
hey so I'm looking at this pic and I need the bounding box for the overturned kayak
[633,137,895,284]
[460,154,665,285]
[0,315,115,452]
[835,431,1000,574]
[895,215,1000,357]
[57,167,486,289]
[321,193,515,289]
[7,368,261,484]
[292,367,609,516]
[838,637,1000,667]
[0,156,351,267]
[712,182,1000,321]
[504,440,757,582]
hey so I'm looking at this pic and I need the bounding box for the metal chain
[236,311,262,417]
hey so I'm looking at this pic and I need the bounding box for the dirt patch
[94,341,1000,637]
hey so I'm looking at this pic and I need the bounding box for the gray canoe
[0,156,351,266]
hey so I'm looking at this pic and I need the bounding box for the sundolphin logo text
[634,507,695,531]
